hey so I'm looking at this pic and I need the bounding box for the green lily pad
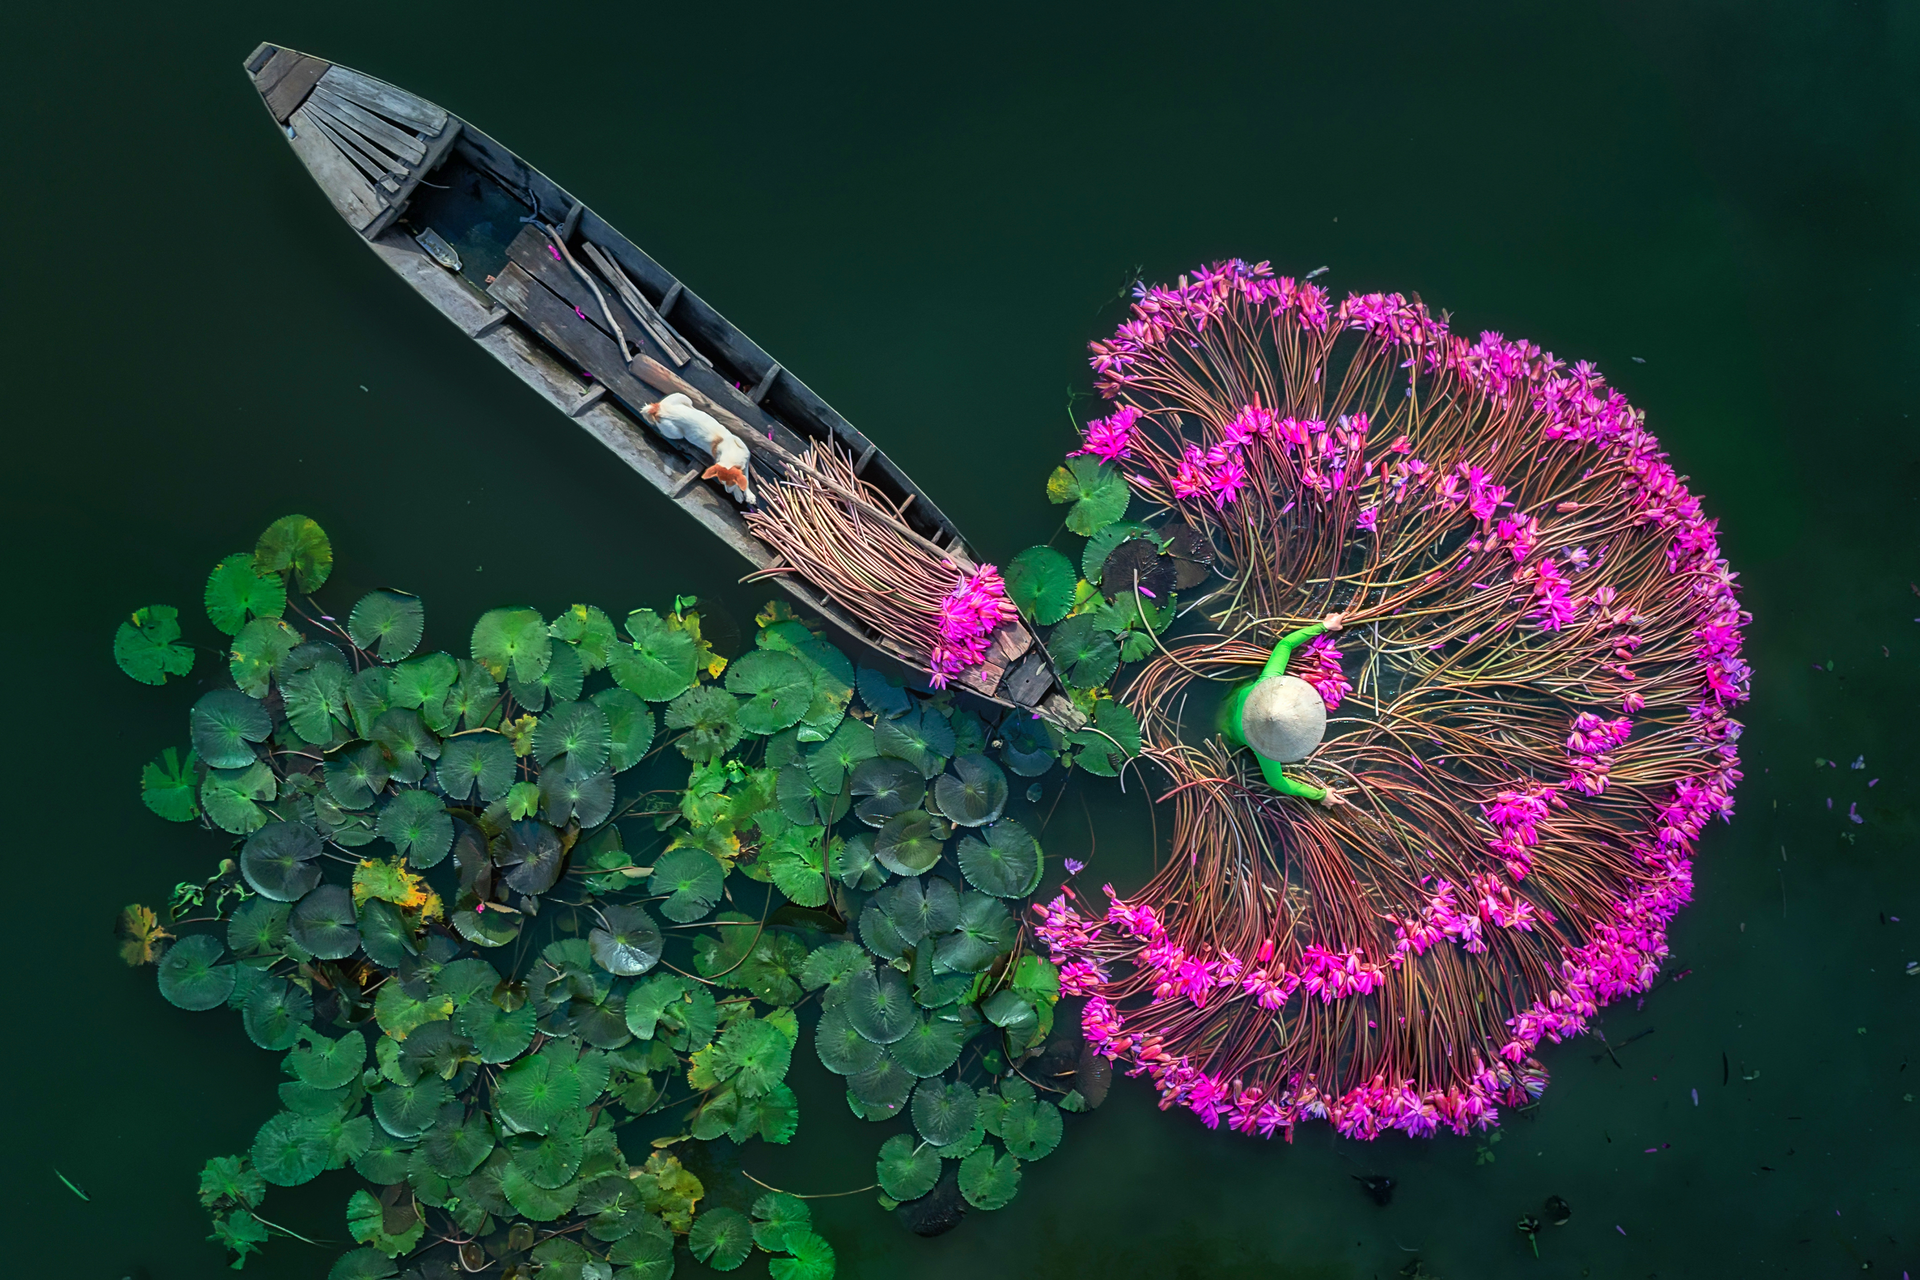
[958,1145,1021,1210]
[283,662,351,744]
[541,765,615,827]
[328,1249,399,1280]
[498,820,568,897]
[252,1111,330,1186]
[931,1119,987,1161]
[804,719,877,792]
[1068,697,1143,777]
[346,667,395,737]
[192,689,271,769]
[592,687,655,772]
[800,941,871,1008]
[875,705,955,779]
[371,709,438,785]
[372,1075,448,1138]
[956,817,1042,897]
[420,1103,496,1177]
[909,940,975,1008]
[750,1191,812,1252]
[848,1052,914,1115]
[444,660,503,731]
[290,884,361,960]
[912,1079,978,1146]
[664,685,742,762]
[255,515,333,592]
[348,590,424,661]
[876,1133,940,1201]
[690,1206,753,1272]
[590,904,663,976]
[933,752,1009,827]
[436,733,516,803]
[141,746,200,822]
[288,1028,369,1089]
[114,604,195,685]
[935,893,1017,972]
[1048,456,1130,536]
[471,607,552,684]
[206,553,287,636]
[766,833,828,908]
[376,790,453,867]
[873,810,943,876]
[855,665,913,719]
[879,875,960,943]
[1005,546,1077,625]
[501,1157,580,1221]
[510,640,584,710]
[511,1110,587,1189]
[326,743,392,810]
[999,1096,1063,1160]
[230,616,302,697]
[243,976,312,1049]
[352,1130,416,1185]
[228,896,291,955]
[1081,519,1151,584]
[890,1013,965,1077]
[610,609,698,702]
[814,1006,885,1076]
[345,1186,423,1257]
[388,652,456,714]
[830,830,887,890]
[846,967,915,1044]
[1048,614,1121,689]
[356,898,417,968]
[459,996,537,1064]
[650,848,725,923]
[530,702,608,776]
[157,934,234,1010]
[201,761,277,834]
[849,756,924,826]
[726,650,811,735]
[857,898,910,961]
[999,712,1057,777]
[549,603,619,670]
[769,1230,836,1280]
[496,1050,574,1135]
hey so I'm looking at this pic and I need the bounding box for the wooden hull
[244,43,1063,718]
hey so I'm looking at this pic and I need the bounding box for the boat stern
[243,42,461,238]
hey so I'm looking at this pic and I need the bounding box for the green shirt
[1220,622,1329,800]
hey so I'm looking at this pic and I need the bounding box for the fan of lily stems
[1033,260,1749,1140]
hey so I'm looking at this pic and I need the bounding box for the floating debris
[1515,1214,1542,1257]
[1354,1174,1397,1206]
[1544,1195,1572,1226]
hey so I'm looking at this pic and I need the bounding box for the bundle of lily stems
[745,444,1013,690]
[1032,260,1749,1141]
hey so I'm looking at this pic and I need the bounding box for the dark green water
[5,3,1916,1275]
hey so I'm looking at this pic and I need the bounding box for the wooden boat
[244,43,1066,719]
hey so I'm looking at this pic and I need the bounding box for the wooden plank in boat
[315,65,447,134]
[286,105,382,230]
[304,97,412,176]
[263,54,330,123]
[306,85,427,164]
[303,109,400,185]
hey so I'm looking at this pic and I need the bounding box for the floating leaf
[726,650,811,735]
[470,607,552,685]
[529,702,608,776]
[244,976,313,1049]
[377,790,453,867]
[912,1079,978,1147]
[541,765,615,827]
[935,893,1017,972]
[589,904,663,977]
[443,660,502,731]
[874,705,955,779]
[750,1192,812,1252]
[769,1231,836,1280]
[117,903,173,966]
[804,719,877,792]
[501,1157,580,1221]
[251,1111,331,1186]
[879,875,960,944]
[353,1130,416,1185]
[814,1007,885,1076]
[958,1145,1021,1210]
[373,1076,448,1138]
[855,665,912,719]
[999,713,1057,778]
[829,831,887,890]
[205,553,287,636]
[157,933,234,1010]
[1069,697,1143,777]
[1005,546,1076,626]
[765,832,829,908]
[288,1028,368,1090]
[549,603,619,671]
[510,640,584,710]
[999,1096,1063,1160]
[877,1133,940,1201]
[846,967,915,1044]
[705,1017,793,1098]
[890,1013,965,1077]
[496,1049,579,1135]
[290,884,361,960]
[1081,520,1151,585]
[326,743,392,811]
[933,752,1009,827]
[283,662,351,744]
[327,1249,400,1280]
[665,686,742,762]
[349,590,424,661]
[345,1187,424,1257]
[632,1150,704,1233]
[1047,456,1129,536]
[255,515,333,592]
[229,617,302,697]
[420,1104,496,1177]
[847,1053,913,1115]
[1048,614,1121,689]
[592,687,655,773]
[388,652,457,714]
[191,689,272,769]
[849,756,923,826]
[511,1110,587,1189]
[651,848,725,923]
[459,996,537,1064]
[874,810,943,877]
[199,1154,266,1209]
[957,818,1042,898]
[857,898,909,961]
[690,1206,753,1271]
[114,604,195,685]
[436,734,516,803]
[140,746,200,822]
[201,761,277,835]
[610,609,698,702]
[1099,541,1175,602]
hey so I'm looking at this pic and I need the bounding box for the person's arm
[1255,754,1327,801]
[1259,612,1345,679]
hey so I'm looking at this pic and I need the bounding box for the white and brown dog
[640,392,756,504]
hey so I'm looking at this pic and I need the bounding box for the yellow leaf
[116,903,172,967]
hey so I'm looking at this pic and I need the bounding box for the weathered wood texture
[257,49,330,122]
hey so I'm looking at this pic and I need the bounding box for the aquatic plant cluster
[1029,261,1748,1140]
[745,444,1017,692]
[116,517,1100,1276]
